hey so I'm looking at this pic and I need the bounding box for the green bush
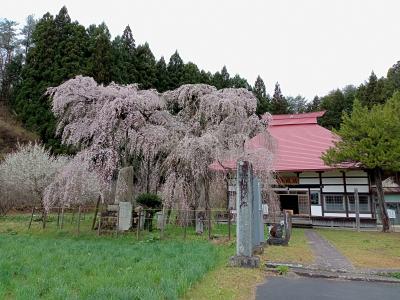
[136,193,162,209]
[136,193,162,231]
[276,265,289,275]
[391,272,400,279]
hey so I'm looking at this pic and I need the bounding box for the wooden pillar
[307,187,312,216]
[354,188,360,231]
[367,171,376,218]
[318,172,324,216]
[342,171,349,217]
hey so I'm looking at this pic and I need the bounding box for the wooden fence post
[60,206,65,229]
[57,206,61,227]
[71,208,75,224]
[42,209,47,229]
[28,207,35,229]
[92,196,101,230]
[97,215,102,236]
[136,208,141,240]
[228,208,231,241]
[115,207,119,236]
[183,209,188,240]
[77,206,81,234]
[354,188,360,232]
[160,206,165,240]
[208,209,212,240]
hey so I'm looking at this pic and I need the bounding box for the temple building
[265,111,375,227]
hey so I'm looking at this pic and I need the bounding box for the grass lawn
[317,229,400,269]
[261,228,314,265]
[0,214,231,300]
[183,263,265,300]
[0,214,316,299]
[0,234,225,300]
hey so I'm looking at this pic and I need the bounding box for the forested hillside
[1,6,400,154]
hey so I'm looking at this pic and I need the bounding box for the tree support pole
[92,195,101,230]
[77,206,81,235]
[28,207,35,229]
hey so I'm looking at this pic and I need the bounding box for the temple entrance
[279,194,299,214]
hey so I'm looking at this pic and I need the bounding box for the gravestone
[118,202,132,231]
[195,210,205,234]
[115,166,134,204]
[156,211,166,229]
[229,160,263,268]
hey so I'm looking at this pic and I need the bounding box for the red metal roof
[267,111,325,126]
[210,111,355,173]
[267,112,338,172]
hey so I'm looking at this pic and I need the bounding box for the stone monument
[115,166,134,231]
[229,160,264,268]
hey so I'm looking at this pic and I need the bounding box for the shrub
[136,193,162,209]
[276,265,289,275]
[136,193,162,231]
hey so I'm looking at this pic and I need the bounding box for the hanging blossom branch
[47,76,275,209]
[43,154,102,211]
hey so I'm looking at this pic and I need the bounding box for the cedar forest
[1,6,400,154]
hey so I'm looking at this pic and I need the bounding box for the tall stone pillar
[229,160,260,268]
[115,166,134,231]
[115,166,134,204]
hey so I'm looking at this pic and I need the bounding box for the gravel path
[305,229,354,271]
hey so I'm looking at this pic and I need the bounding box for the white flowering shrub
[0,143,68,212]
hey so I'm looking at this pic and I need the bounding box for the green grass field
[6,212,400,299]
[317,229,400,269]
[0,214,234,300]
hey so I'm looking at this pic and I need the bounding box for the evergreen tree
[167,50,184,90]
[86,22,113,84]
[0,19,20,102]
[199,70,212,85]
[1,53,23,103]
[121,25,135,51]
[323,94,400,232]
[270,82,288,114]
[385,61,400,98]
[212,66,231,89]
[230,74,250,89]
[253,75,269,115]
[306,96,321,112]
[182,62,201,84]
[155,56,168,92]
[14,7,88,152]
[111,25,137,84]
[21,15,37,58]
[357,71,386,108]
[135,42,157,89]
[319,86,356,129]
[287,95,307,114]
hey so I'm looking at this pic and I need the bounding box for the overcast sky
[3,0,400,99]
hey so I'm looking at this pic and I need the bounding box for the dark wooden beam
[342,171,349,217]
[318,171,324,217]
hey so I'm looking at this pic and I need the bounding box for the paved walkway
[256,277,400,300]
[305,229,354,271]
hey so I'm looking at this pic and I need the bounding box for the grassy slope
[318,229,400,269]
[0,234,223,299]
[0,103,37,159]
